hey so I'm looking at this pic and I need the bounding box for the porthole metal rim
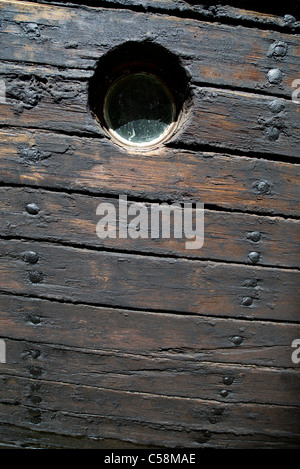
[102,71,177,149]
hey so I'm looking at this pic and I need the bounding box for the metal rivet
[220,389,229,397]
[22,251,39,264]
[28,365,43,378]
[223,376,234,386]
[30,395,42,405]
[248,251,260,264]
[253,180,271,195]
[267,42,288,59]
[247,231,261,242]
[284,14,296,26]
[30,349,41,359]
[26,203,40,215]
[268,99,285,113]
[231,336,244,346]
[266,126,280,141]
[242,296,253,306]
[242,278,257,288]
[29,271,43,284]
[28,408,42,424]
[267,68,283,85]
[27,314,42,325]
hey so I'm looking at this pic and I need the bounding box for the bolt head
[223,376,234,385]
[248,251,260,264]
[26,203,40,215]
[242,296,253,307]
[247,231,261,242]
[267,68,283,85]
[231,336,244,346]
[22,251,39,264]
[29,271,43,284]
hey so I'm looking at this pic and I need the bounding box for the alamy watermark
[291,79,300,104]
[0,339,6,364]
[0,79,6,104]
[291,339,300,364]
[96,195,204,250]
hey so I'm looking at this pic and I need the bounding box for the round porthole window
[88,41,192,150]
[103,73,176,147]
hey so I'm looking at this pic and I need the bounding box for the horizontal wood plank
[0,422,159,449]
[1,71,300,158]
[0,241,299,320]
[0,374,299,444]
[0,129,299,217]
[1,0,299,98]
[1,186,300,268]
[1,294,298,368]
[2,338,300,406]
[21,0,300,32]
[1,406,299,448]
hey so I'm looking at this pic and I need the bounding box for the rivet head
[284,14,296,26]
[220,389,229,397]
[22,251,39,264]
[26,203,40,215]
[267,41,288,59]
[266,126,280,141]
[28,408,42,424]
[242,296,253,307]
[253,180,271,195]
[247,231,261,242]
[268,99,285,114]
[231,336,244,346]
[30,349,41,359]
[267,68,283,85]
[30,395,42,405]
[29,271,43,284]
[248,251,260,264]
[223,376,234,386]
[26,314,42,325]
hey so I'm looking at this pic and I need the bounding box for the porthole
[88,41,192,150]
[103,73,176,147]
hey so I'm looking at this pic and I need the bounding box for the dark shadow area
[186,0,300,20]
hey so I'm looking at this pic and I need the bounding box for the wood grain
[0,239,299,320]
[21,0,300,32]
[1,0,299,97]
[1,72,300,158]
[0,374,299,445]
[1,0,299,450]
[1,294,298,368]
[0,410,299,448]
[0,129,299,217]
[2,338,300,406]
[1,186,300,268]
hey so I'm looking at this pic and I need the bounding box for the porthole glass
[103,73,176,147]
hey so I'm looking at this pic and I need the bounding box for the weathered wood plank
[1,0,299,98]
[1,186,299,268]
[0,241,300,321]
[1,294,298,368]
[0,240,299,320]
[0,1,300,96]
[0,405,299,449]
[21,0,300,33]
[0,129,299,217]
[2,338,300,406]
[0,374,299,442]
[0,422,159,449]
[1,71,300,158]
[176,88,300,158]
